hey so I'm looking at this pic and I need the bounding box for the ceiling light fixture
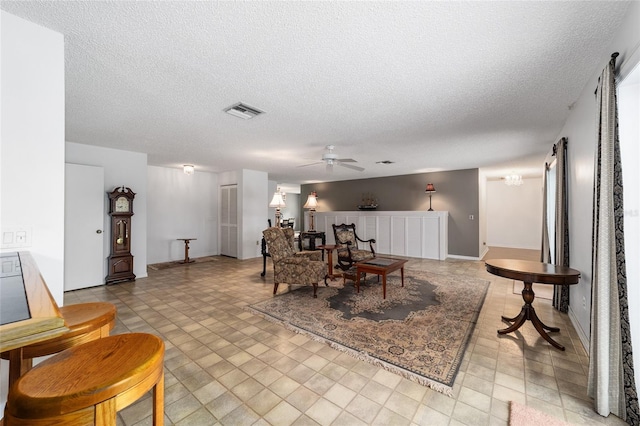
[183,165,195,175]
[223,102,264,120]
[504,174,523,186]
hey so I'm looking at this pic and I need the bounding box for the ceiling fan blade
[338,162,364,172]
[297,161,323,168]
[336,158,357,163]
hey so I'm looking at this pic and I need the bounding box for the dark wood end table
[485,259,580,351]
[299,231,326,260]
[356,257,408,299]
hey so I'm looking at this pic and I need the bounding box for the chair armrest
[354,235,376,244]
[354,236,376,254]
[295,251,322,261]
[280,256,311,266]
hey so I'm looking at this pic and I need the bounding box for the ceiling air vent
[224,102,264,120]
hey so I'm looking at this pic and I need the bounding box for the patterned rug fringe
[247,305,454,396]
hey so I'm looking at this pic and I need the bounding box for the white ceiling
[1,1,631,184]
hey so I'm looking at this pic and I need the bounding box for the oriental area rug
[248,269,489,396]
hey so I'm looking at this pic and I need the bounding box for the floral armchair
[262,227,326,298]
[332,223,376,271]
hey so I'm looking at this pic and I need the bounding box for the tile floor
[63,256,626,425]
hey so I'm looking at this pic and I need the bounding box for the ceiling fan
[299,145,364,172]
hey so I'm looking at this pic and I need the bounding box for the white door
[220,185,238,257]
[64,163,105,290]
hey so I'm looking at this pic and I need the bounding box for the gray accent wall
[300,168,479,257]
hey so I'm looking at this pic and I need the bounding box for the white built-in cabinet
[310,211,448,260]
[220,185,238,257]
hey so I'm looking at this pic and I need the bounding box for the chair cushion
[276,258,326,285]
[350,249,375,262]
[335,229,356,248]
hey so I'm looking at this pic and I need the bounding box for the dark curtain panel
[552,138,570,313]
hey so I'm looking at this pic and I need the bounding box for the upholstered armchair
[332,223,376,271]
[262,227,326,298]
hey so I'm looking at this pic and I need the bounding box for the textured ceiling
[1,1,631,185]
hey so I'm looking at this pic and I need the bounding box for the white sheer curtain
[540,140,568,313]
[587,53,639,423]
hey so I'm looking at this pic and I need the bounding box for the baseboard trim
[568,305,589,353]
[447,254,481,261]
[479,246,489,259]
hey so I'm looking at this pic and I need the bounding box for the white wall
[147,166,218,263]
[619,63,640,396]
[478,174,488,258]
[486,178,543,250]
[239,169,268,259]
[558,1,640,349]
[66,142,148,278]
[1,10,65,413]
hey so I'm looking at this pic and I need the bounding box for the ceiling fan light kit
[299,145,365,172]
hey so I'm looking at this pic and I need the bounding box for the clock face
[115,196,130,213]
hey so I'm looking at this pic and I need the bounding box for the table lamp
[269,189,286,226]
[303,191,318,231]
[425,184,436,211]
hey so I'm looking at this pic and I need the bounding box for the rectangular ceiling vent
[224,102,264,120]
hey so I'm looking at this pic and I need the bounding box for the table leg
[180,240,195,264]
[400,267,404,287]
[382,273,387,299]
[326,250,334,276]
[498,281,565,351]
[325,249,338,282]
[356,269,360,293]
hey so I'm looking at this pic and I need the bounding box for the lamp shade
[269,192,286,208]
[425,183,436,193]
[303,192,318,209]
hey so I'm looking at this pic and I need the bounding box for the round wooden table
[485,259,580,351]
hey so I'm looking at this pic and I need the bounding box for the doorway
[64,163,105,290]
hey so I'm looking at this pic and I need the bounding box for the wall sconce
[183,165,195,175]
[269,189,286,226]
[425,183,436,211]
[504,174,523,186]
[303,191,319,231]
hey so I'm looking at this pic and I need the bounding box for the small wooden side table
[177,238,196,264]
[485,258,580,351]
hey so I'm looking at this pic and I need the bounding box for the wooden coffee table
[355,257,408,299]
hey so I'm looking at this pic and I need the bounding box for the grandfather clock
[105,186,136,284]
